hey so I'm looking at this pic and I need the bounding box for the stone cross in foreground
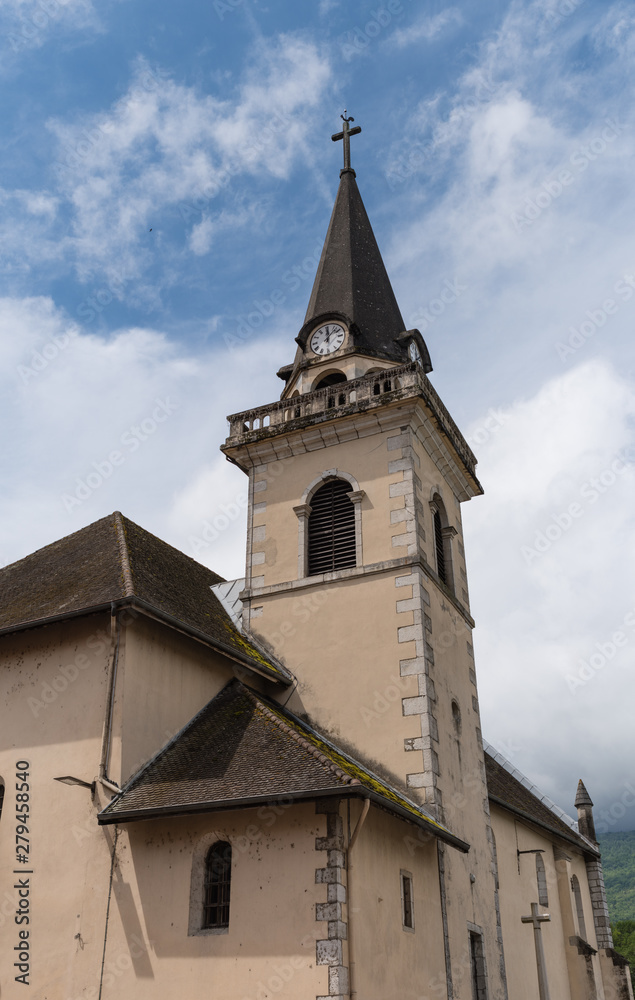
[522,902,552,1000]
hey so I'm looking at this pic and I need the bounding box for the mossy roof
[99,678,468,851]
[0,512,289,683]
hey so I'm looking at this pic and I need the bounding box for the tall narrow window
[401,871,414,930]
[571,874,587,941]
[469,931,488,999]
[434,508,446,583]
[0,781,4,821]
[203,841,232,930]
[308,479,356,575]
[431,494,455,591]
[536,854,549,907]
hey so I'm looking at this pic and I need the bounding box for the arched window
[0,780,4,821]
[308,479,356,575]
[203,841,232,930]
[430,495,454,590]
[571,874,587,940]
[536,854,548,907]
[314,371,347,390]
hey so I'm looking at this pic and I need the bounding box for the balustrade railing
[224,362,477,475]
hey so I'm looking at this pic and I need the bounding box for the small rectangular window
[401,871,414,931]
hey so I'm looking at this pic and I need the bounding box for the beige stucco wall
[109,613,237,784]
[349,800,446,999]
[97,804,326,1000]
[0,611,268,999]
[490,803,608,1000]
[0,616,115,999]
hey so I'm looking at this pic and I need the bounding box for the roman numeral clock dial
[309,323,346,356]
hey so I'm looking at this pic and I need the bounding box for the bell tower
[222,116,507,997]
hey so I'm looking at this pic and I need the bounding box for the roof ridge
[483,739,582,834]
[244,688,358,788]
[113,511,134,597]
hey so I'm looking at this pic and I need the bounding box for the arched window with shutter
[430,494,454,591]
[203,841,232,930]
[308,479,356,576]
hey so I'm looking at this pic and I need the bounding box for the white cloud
[463,360,635,817]
[1,0,100,55]
[189,216,214,256]
[38,39,331,286]
[0,295,286,579]
[390,8,463,47]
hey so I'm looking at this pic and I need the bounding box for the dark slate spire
[575,779,597,843]
[297,168,410,362]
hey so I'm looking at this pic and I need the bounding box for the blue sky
[2,0,635,831]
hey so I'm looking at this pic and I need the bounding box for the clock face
[310,323,346,356]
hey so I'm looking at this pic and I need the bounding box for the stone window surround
[188,831,232,937]
[294,469,365,580]
[400,869,415,933]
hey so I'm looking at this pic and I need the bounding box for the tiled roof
[484,745,598,855]
[0,512,289,683]
[99,679,469,851]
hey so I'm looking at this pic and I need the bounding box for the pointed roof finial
[331,110,362,174]
[575,779,594,808]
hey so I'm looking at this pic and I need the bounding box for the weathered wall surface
[491,803,608,1000]
[0,615,115,999]
[100,804,326,1000]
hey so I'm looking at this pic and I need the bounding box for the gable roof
[99,679,469,852]
[484,743,598,856]
[0,512,289,684]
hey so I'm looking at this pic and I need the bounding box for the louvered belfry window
[203,841,232,929]
[308,479,356,575]
[433,509,447,584]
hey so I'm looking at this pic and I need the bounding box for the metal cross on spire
[331,111,362,172]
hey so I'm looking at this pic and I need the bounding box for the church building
[0,116,632,1000]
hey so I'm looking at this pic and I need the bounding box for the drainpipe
[348,797,370,1000]
[99,605,121,785]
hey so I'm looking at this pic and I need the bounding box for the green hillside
[599,831,635,921]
